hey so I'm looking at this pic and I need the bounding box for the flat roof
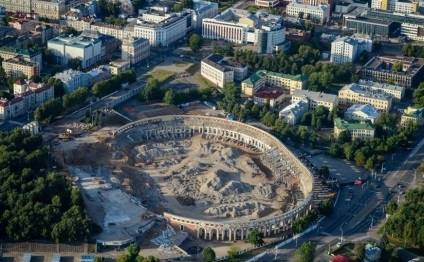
[334,117,375,130]
[243,70,307,86]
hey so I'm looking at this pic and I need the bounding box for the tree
[133,0,146,11]
[189,34,203,52]
[295,241,316,262]
[127,244,141,262]
[318,199,334,216]
[223,82,241,103]
[227,246,240,259]
[202,247,216,262]
[392,61,403,72]
[67,58,82,71]
[298,12,305,19]
[62,27,78,35]
[359,50,369,64]
[247,229,264,247]
[293,217,308,234]
[30,74,42,83]
[386,77,395,85]
[385,199,398,215]
[338,130,352,144]
[140,79,162,102]
[354,243,365,260]
[378,232,389,250]
[51,206,91,243]
[163,89,177,105]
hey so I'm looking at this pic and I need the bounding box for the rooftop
[4,56,38,67]
[340,83,393,101]
[280,100,308,115]
[243,70,307,86]
[345,104,380,119]
[362,56,424,76]
[403,107,424,118]
[334,117,375,130]
[202,54,231,72]
[292,89,338,104]
[357,80,404,92]
[48,34,101,48]
[254,90,284,99]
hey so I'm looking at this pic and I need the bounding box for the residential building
[87,66,111,86]
[53,69,89,94]
[371,0,418,12]
[356,80,405,101]
[329,34,374,62]
[0,97,25,120]
[48,33,102,69]
[60,17,94,32]
[0,0,32,13]
[338,83,393,112]
[121,37,150,65]
[133,11,192,47]
[109,60,131,75]
[242,70,307,96]
[279,100,309,125]
[360,56,424,88]
[401,106,424,126]
[344,104,380,123]
[190,0,219,29]
[395,1,419,13]
[2,55,39,78]
[334,118,376,140]
[285,28,312,42]
[292,89,338,112]
[13,79,54,107]
[0,47,42,69]
[335,2,354,14]
[296,0,336,10]
[286,1,330,24]
[90,22,133,40]
[32,0,66,19]
[202,9,287,54]
[30,24,54,45]
[253,90,285,108]
[200,54,234,88]
[9,20,37,34]
[255,0,280,8]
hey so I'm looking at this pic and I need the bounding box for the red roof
[34,84,53,94]
[254,90,284,100]
[15,79,26,85]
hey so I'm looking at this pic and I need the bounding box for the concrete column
[229,230,232,241]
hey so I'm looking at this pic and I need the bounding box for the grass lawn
[142,69,176,85]
[174,61,190,67]
[186,63,201,75]
[247,6,259,12]
[103,113,131,126]
[218,1,233,12]
[194,74,214,88]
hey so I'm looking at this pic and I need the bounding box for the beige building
[338,83,393,112]
[401,107,424,126]
[2,56,40,79]
[242,70,307,96]
[91,22,133,40]
[292,90,338,112]
[334,118,376,140]
[201,54,234,88]
[121,37,150,65]
[32,0,66,19]
[356,80,404,102]
[109,60,131,75]
[253,90,286,108]
[0,97,25,120]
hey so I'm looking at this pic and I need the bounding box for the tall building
[242,70,307,96]
[0,0,67,19]
[190,0,219,29]
[371,0,418,13]
[121,37,150,65]
[330,34,373,64]
[202,8,287,54]
[200,54,247,88]
[291,90,339,112]
[286,1,330,24]
[360,56,424,88]
[133,10,192,47]
[48,33,102,69]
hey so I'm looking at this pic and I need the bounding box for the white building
[190,0,219,29]
[121,37,150,65]
[48,34,102,69]
[133,11,192,47]
[53,69,89,94]
[201,54,235,88]
[255,0,280,8]
[345,104,380,123]
[286,1,330,24]
[292,89,339,112]
[371,0,418,12]
[202,8,287,54]
[14,79,54,108]
[330,34,373,64]
[279,100,309,125]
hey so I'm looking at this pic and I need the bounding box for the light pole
[391,153,396,160]
[381,163,385,173]
[340,227,344,243]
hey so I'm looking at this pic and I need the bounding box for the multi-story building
[30,25,54,45]
[255,0,280,8]
[121,37,150,65]
[0,0,32,13]
[371,0,418,13]
[32,0,66,19]
[48,33,102,69]
[60,17,94,32]
[190,0,219,29]
[356,80,405,101]
[279,100,309,125]
[53,69,89,93]
[133,10,192,47]
[9,20,37,34]
[202,9,287,54]
[0,97,25,120]
[0,47,42,69]
[285,28,312,42]
[253,90,285,108]
[242,70,307,96]
[200,54,234,88]
[338,83,393,112]
[292,89,338,112]
[286,1,330,24]
[330,34,374,64]
[395,1,419,13]
[2,55,39,78]
[401,106,424,126]
[296,0,336,10]
[13,79,54,107]
[345,17,397,38]
[109,60,131,75]
[87,66,111,86]
[360,56,424,88]
[334,118,376,140]
[90,22,133,40]
[344,104,380,123]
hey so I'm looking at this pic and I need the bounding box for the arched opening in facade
[198,227,206,239]
[210,228,218,240]
[235,228,243,240]
[222,228,231,241]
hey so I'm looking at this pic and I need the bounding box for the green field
[174,61,190,67]
[194,74,214,88]
[142,69,176,84]
[186,63,201,75]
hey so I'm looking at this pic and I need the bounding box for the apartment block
[121,37,150,65]
[330,34,373,64]
[338,83,393,112]
[253,90,285,108]
[242,70,307,96]
[286,1,330,24]
[14,79,54,107]
[200,54,235,88]
[360,56,424,88]
[190,0,219,29]
[53,69,89,94]
[292,89,338,112]
[2,56,39,78]
[334,118,376,140]
[279,100,309,125]
[109,60,131,75]
[401,107,424,126]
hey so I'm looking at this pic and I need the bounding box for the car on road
[337,242,342,247]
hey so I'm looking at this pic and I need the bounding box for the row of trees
[384,186,424,249]
[402,43,424,58]
[413,82,424,108]
[0,129,93,242]
[92,70,137,97]
[116,244,159,262]
[35,87,89,122]
[301,62,358,91]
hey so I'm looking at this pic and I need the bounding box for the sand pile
[203,202,265,218]
[253,183,275,200]
[199,169,252,198]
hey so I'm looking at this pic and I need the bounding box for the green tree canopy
[247,229,264,246]
[189,34,203,52]
[223,82,241,103]
[202,247,216,262]
[67,57,82,71]
[295,241,316,262]
[227,246,240,259]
